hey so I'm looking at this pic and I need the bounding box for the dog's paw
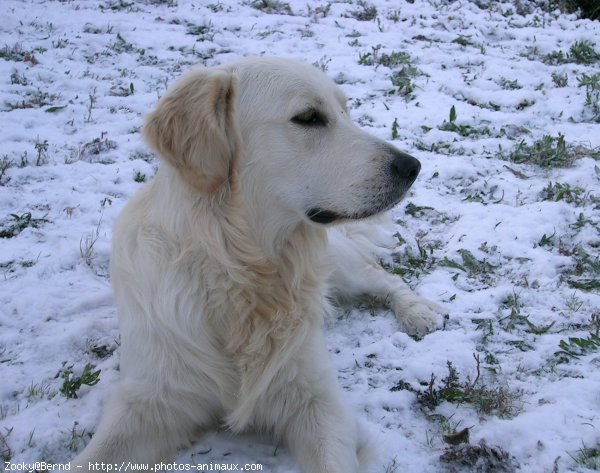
[392,297,446,337]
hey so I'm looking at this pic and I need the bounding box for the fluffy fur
[72,57,443,472]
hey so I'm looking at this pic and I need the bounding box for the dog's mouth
[306,199,401,225]
[306,185,414,225]
[306,208,341,224]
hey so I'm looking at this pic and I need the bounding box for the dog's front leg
[71,379,214,469]
[327,225,445,336]
[283,401,363,473]
[255,331,367,473]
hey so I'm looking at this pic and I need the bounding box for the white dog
[73,57,443,472]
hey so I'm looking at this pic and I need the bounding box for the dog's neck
[152,162,329,280]
[244,202,327,263]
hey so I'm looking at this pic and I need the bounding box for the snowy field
[1,0,600,471]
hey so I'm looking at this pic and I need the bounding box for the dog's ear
[143,67,240,194]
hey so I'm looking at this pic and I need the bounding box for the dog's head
[144,57,420,227]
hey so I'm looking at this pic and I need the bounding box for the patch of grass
[499,78,522,90]
[358,50,374,66]
[0,43,38,65]
[10,70,29,86]
[568,279,600,290]
[439,105,492,138]
[87,341,117,359]
[578,72,600,122]
[133,170,146,182]
[348,0,377,21]
[473,318,495,345]
[52,38,69,49]
[111,32,135,53]
[440,439,519,473]
[569,40,600,64]
[5,89,60,111]
[390,66,419,99]
[382,458,400,473]
[452,35,473,47]
[391,118,399,139]
[543,50,567,65]
[100,0,138,11]
[552,71,568,87]
[540,181,586,205]
[45,105,67,113]
[521,45,541,61]
[557,333,600,358]
[569,212,596,231]
[439,246,501,286]
[460,181,505,205]
[565,246,600,291]
[405,202,434,217]
[35,138,49,166]
[390,237,440,281]
[543,40,600,65]
[307,2,331,19]
[109,81,135,97]
[85,88,97,123]
[423,412,464,449]
[571,442,600,470]
[555,314,600,363]
[80,218,102,267]
[77,134,117,163]
[312,56,331,72]
[458,249,496,276]
[58,363,101,399]
[0,427,12,461]
[416,356,522,418]
[403,202,456,225]
[66,421,92,453]
[412,138,446,154]
[129,150,155,163]
[497,134,576,168]
[0,259,39,276]
[0,213,49,238]
[186,21,216,41]
[26,381,55,401]
[565,292,585,313]
[499,291,556,334]
[250,0,292,14]
[516,98,535,110]
[538,230,556,248]
[358,45,411,67]
[378,51,411,67]
[440,257,467,273]
[83,23,106,34]
[386,9,401,22]
[0,156,13,185]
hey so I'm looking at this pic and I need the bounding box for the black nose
[390,151,421,182]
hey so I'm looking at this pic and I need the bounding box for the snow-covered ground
[1,0,599,471]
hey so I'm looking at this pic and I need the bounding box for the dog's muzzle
[307,150,421,225]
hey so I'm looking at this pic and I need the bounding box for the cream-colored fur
[72,57,443,472]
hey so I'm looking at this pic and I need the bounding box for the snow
[1,0,600,471]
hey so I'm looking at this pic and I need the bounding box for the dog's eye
[291,109,327,127]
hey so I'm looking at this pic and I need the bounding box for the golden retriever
[73,57,443,472]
